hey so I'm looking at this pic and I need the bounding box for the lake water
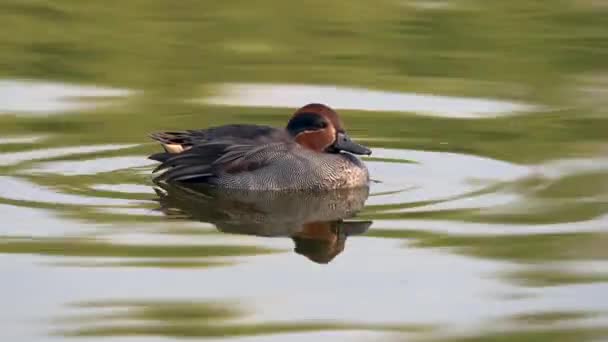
[1,1,608,341]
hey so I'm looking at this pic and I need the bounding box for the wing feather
[152,139,295,183]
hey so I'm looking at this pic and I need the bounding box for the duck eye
[287,112,330,136]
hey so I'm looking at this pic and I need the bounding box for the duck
[148,103,371,191]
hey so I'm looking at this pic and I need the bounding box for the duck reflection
[153,183,372,264]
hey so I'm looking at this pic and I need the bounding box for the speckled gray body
[149,125,369,191]
[211,145,369,190]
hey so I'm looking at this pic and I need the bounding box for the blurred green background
[1,0,607,161]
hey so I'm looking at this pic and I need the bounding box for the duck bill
[332,132,372,155]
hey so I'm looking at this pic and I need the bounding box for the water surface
[1,1,608,341]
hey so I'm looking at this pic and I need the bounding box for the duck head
[286,103,371,155]
[292,220,373,264]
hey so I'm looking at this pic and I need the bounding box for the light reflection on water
[202,83,538,118]
[1,132,607,341]
[0,79,132,115]
[0,144,137,166]
[1,2,608,339]
[0,176,143,206]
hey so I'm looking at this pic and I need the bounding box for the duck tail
[148,131,192,163]
[148,152,172,162]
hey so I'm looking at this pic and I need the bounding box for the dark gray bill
[332,132,372,155]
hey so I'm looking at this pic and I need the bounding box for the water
[1,1,608,341]
[202,83,537,118]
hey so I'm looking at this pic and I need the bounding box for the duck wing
[150,124,277,147]
[148,124,281,162]
[152,138,296,183]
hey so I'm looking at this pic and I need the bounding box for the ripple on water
[0,135,47,145]
[26,155,156,176]
[202,83,538,118]
[0,204,98,236]
[367,148,529,206]
[535,157,608,179]
[0,176,142,206]
[0,79,132,115]
[367,148,608,227]
[371,214,608,236]
[0,144,137,166]
[1,137,607,342]
[90,184,153,194]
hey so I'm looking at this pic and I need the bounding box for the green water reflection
[1,0,608,341]
[58,301,432,338]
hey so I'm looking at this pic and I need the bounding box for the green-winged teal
[149,103,371,191]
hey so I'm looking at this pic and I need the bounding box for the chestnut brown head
[286,103,371,155]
